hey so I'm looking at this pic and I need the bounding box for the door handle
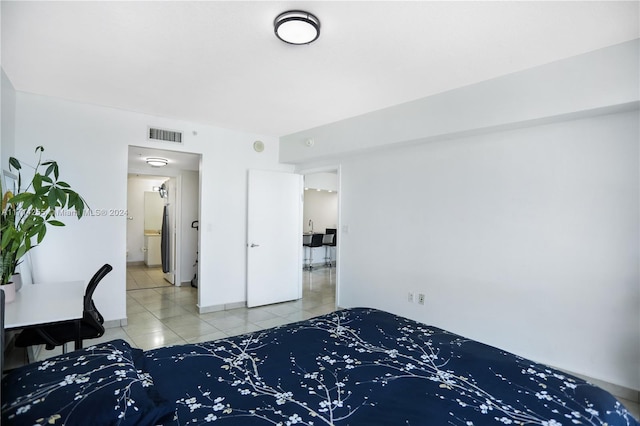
[250,243,260,248]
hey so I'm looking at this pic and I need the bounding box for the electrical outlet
[418,293,425,305]
[408,292,414,303]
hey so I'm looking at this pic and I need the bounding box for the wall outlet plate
[418,294,425,305]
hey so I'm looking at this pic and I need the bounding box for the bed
[2,307,638,425]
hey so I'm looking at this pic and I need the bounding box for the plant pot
[11,273,22,292]
[1,282,16,303]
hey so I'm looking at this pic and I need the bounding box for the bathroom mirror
[144,191,164,233]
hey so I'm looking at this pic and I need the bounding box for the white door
[247,170,303,307]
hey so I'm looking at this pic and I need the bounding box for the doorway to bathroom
[126,174,172,289]
[126,146,201,293]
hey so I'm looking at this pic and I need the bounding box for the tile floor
[23,264,640,420]
[126,264,172,290]
[36,264,337,357]
[622,397,640,421]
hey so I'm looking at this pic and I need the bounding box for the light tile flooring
[36,264,337,356]
[626,399,640,421]
[126,264,172,290]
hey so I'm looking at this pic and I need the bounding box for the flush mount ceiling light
[274,10,320,45]
[146,157,168,167]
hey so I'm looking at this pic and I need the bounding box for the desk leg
[74,320,82,350]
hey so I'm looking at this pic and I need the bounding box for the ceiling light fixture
[146,157,168,167]
[274,10,320,45]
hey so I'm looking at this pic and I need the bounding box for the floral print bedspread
[140,308,638,425]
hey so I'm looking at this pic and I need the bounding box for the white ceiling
[128,146,201,173]
[2,1,638,137]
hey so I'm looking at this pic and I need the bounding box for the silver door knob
[250,243,260,248]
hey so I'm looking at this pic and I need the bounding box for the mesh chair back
[84,264,112,323]
[14,265,112,351]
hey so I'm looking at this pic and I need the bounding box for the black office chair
[15,264,112,354]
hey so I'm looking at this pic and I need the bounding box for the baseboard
[578,374,638,403]
[126,261,145,266]
[225,301,245,310]
[553,366,639,402]
[104,318,127,328]
[198,301,246,314]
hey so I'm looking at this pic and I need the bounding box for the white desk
[4,281,86,350]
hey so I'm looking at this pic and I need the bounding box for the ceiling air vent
[148,127,183,143]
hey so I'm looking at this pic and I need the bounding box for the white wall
[281,41,640,391]
[144,190,165,232]
[1,68,16,169]
[281,40,639,164]
[338,111,639,391]
[126,175,168,263]
[304,172,337,192]
[303,190,338,234]
[13,92,293,323]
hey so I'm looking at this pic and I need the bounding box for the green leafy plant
[0,146,88,285]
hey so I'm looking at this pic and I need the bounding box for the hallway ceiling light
[146,157,168,167]
[274,10,320,45]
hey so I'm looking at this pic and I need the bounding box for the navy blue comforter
[3,308,638,425]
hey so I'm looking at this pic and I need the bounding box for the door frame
[296,164,342,308]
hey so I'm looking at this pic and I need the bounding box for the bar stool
[302,234,312,269]
[322,233,335,267]
[307,234,323,270]
[325,228,337,267]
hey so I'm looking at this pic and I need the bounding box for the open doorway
[301,167,340,307]
[126,146,201,307]
[126,174,172,288]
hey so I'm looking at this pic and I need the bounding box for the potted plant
[0,146,87,302]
